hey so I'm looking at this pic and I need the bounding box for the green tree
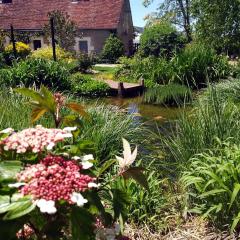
[44,10,77,51]
[139,21,185,58]
[101,34,125,63]
[192,0,240,54]
[144,0,192,42]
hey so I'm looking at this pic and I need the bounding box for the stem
[28,221,43,240]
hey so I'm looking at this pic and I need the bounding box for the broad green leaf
[14,88,43,103]
[3,197,36,220]
[229,183,240,210]
[70,206,95,240]
[39,86,56,113]
[122,167,149,190]
[66,103,88,117]
[0,161,22,180]
[0,196,10,214]
[97,159,116,177]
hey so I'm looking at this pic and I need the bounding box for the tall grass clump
[80,104,143,160]
[143,83,192,105]
[182,141,240,231]
[160,88,240,167]
[172,42,230,88]
[200,78,240,104]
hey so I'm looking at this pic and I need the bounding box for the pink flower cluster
[18,155,94,203]
[16,224,34,239]
[1,125,72,153]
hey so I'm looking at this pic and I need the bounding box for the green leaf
[112,188,130,220]
[3,196,36,220]
[14,88,44,103]
[70,206,95,240]
[199,189,226,198]
[39,86,56,113]
[0,161,22,181]
[97,159,116,177]
[231,211,240,232]
[122,167,149,190]
[229,183,240,210]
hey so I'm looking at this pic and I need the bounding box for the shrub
[116,43,230,89]
[3,42,31,64]
[172,42,230,88]
[31,45,74,62]
[1,58,71,90]
[74,53,94,73]
[101,34,125,63]
[139,21,185,58]
[182,141,240,231]
[143,83,192,106]
[0,53,6,68]
[70,73,110,96]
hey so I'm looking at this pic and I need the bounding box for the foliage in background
[74,53,94,73]
[143,83,192,105]
[3,42,31,65]
[171,42,230,88]
[182,141,240,231]
[101,34,125,63]
[70,73,110,96]
[143,0,192,42]
[116,42,230,89]
[0,58,71,90]
[43,10,77,51]
[31,45,74,62]
[192,0,240,55]
[139,21,185,58]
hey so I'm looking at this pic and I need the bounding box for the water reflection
[99,96,185,124]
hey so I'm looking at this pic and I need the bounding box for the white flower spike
[116,138,137,169]
[36,199,57,214]
[63,127,77,132]
[71,192,88,207]
[0,128,14,134]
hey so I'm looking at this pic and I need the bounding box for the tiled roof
[0,0,125,30]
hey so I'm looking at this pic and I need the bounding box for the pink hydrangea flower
[17,155,95,204]
[1,125,73,153]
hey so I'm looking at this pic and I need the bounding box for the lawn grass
[93,65,119,80]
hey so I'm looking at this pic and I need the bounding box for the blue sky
[130,0,161,27]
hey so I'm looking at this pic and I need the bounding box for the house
[0,0,134,55]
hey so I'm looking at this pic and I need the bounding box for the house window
[79,41,88,53]
[33,40,42,50]
[1,0,12,3]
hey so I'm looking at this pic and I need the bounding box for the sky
[130,0,161,27]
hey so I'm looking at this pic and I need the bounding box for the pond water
[98,96,185,125]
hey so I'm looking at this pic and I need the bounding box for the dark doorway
[33,40,42,50]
